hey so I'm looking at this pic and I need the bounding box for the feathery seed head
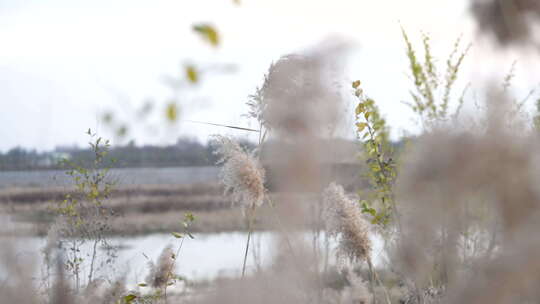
[323,183,372,263]
[212,135,266,211]
[146,245,174,289]
[251,52,345,138]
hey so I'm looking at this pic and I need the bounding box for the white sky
[0,0,539,151]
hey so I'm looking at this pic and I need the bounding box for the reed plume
[323,182,372,263]
[212,135,265,212]
[146,245,175,289]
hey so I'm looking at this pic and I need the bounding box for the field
[0,164,363,236]
[1,182,282,235]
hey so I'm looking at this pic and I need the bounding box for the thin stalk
[312,200,323,304]
[242,205,256,278]
[241,122,264,279]
[87,238,99,284]
[323,232,330,274]
[70,239,80,293]
[367,257,392,304]
[87,202,101,285]
[164,237,185,303]
[265,197,317,300]
[366,258,378,304]
[241,227,253,277]
[185,120,260,132]
[266,197,298,262]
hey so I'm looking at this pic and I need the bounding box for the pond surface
[3,231,384,286]
[0,166,219,188]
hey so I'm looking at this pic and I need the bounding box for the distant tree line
[0,137,256,171]
[0,137,407,171]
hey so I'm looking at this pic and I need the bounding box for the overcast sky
[1,0,539,152]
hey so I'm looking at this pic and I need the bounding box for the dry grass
[0,185,325,236]
[0,183,222,205]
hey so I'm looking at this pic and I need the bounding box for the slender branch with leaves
[402,28,471,126]
[352,81,396,227]
[49,129,117,292]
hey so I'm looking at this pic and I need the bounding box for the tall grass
[1,31,540,304]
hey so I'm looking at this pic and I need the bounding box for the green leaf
[116,125,128,137]
[356,122,367,132]
[193,24,220,47]
[361,201,368,210]
[102,112,113,124]
[365,99,375,106]
[138,283,148,287]
[172,232,184,238]
[360,200,376,216]
[124,294,137,303]
[185,212,195,222]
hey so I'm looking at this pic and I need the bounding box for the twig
[185,120,260,132]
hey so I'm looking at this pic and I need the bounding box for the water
[0,166,220,188]
[3,231,384,286]
[111,232,277,281]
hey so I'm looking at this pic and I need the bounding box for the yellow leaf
[166,103,179,122]
[193,24,220,47]
[185,65,198,83]
[355,103,365,115]
[172,232,184,238]
[352,80,361,89]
